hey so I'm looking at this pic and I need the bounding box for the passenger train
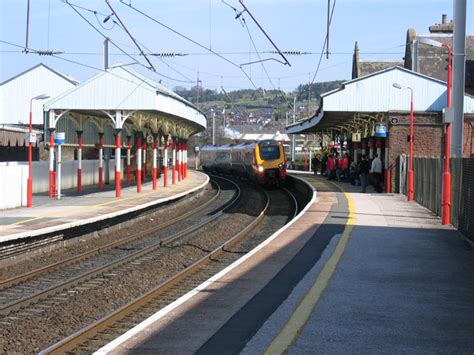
[200,139,287,186]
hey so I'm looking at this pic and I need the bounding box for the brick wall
[387,112,444,192]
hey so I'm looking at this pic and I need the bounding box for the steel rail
[0,180,221,290]
[0,179,240,316]
[40,187,269,355]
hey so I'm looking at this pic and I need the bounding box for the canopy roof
[287,66,474,134]
[44,66,206,138]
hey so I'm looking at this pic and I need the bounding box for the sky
[0,0,472,93]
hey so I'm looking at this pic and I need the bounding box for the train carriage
[200,139,286,186]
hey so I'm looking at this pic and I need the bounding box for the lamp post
[393,83,414,201]
[419,37,452,225]
[27,94,50,208]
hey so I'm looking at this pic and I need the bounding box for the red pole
[163,140,168,187]
[49,132,55,198]
[152,137,157,190]
[98,133,104,191]
[177,142,182,182]
[184,142,187,178]
[172,140,176,184]
[27,99,33,207]
[385,139,391,193]
[77,131,83,193]
[115,130,121,198]
[136,136,142,193]
[407,89,414,201]
[142,142,147,181]
[126,136,131,186]
[442,45,452,225]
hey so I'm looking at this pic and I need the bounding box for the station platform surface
[98,174,474,354]
[0,170,209,243]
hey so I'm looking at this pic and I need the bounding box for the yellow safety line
[265,186,356,355]
[10,185,177,226]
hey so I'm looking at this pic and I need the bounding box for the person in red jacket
[342,153,349,181]
[327,154,336,180]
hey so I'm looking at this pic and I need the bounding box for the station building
[0,64,78,161]
[0,63,206,208]
[286,66,474,192]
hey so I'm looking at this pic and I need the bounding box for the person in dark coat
[358,155,370,193]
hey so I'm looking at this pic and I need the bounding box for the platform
[0,170,209,243]
[97,174,474,354]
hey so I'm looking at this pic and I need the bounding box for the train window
[258,141,280,160]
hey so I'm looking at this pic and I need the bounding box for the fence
[0,159,121,209]
[398,155,474,241]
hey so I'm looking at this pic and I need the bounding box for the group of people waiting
[311,152,384,193]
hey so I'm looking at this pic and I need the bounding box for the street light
[27,93,50,208]
[419,37,452,225]
[392,83,414,201]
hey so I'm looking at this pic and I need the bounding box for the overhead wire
[118,0,258,89]
[64,0,192,84]
[310,0,336,84]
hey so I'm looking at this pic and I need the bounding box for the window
[259,140,280,160]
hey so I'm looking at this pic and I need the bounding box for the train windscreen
[258,141,281,160]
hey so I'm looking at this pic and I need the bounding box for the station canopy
[44,66,206,141]
[286,66,474,136]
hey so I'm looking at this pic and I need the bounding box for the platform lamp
[392,83,414,201]
[418,37,452,225]
[27,94,50,208]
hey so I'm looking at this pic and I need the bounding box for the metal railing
[398,155,474,240]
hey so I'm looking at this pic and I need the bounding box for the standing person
[311,154,319,175]
[336,155,343,181]
[358,155,370,193]
[370,153,383,193]
[342,153,349,182]
[349,160,358,185]
[327,154,336,180]
[321,154,328,177]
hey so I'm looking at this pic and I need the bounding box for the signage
[375,123,387,137]
[54,132,66,144]
[147,135,154,144]
[352,132,361,142]
[442,107,454,123]
[25,132,37,144]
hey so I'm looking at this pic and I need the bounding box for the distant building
[404,14,474,95]
[352,15,474,95]
[0,64,78,161]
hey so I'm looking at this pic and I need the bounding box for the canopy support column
[77,131,83,193]
[126,136,131,186]
[142,141,147,182]
[172,139,176,185]
[163,137,169,187]
[152,134,158,190]
[98,132,104,191]
[115,129,122,197]
[49,129,56,198]
[136,134,142,192]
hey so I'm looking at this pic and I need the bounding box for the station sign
[54,132,66,144]
[352,132,361,142]
[375,123,387,137]
[25,132,37,144]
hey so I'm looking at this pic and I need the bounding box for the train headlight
[258,165,264,173]
[279,163,285,170]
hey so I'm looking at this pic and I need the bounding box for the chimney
[442,14,448,24]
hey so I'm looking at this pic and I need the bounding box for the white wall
[0,159,122,210]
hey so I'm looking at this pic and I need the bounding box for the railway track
[0,176,303,354]
[0,177,239,317]
[40,182,299,354]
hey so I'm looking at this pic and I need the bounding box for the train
[200,139,287,186]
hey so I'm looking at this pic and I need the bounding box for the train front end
[254,140,286,186]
